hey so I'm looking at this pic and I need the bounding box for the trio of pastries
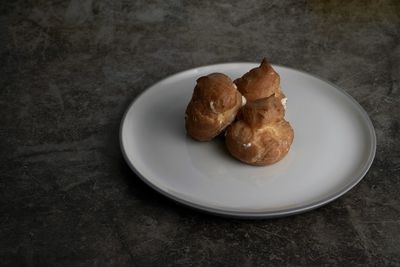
[185,59,294,166]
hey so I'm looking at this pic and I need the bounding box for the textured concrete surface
[1,0,400,266]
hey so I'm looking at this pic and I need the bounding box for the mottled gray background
[1,0,399,266]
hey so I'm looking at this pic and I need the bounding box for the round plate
[120,63,376,218]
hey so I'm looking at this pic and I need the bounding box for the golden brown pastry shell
[185,73,243,141]
[234,58,281,102]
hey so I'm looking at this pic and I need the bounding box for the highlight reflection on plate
[120,63,376,218]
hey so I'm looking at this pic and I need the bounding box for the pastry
[225,95,294,165]
[185,73,246,141]
[184,58,294,166]
[234,58,284,102]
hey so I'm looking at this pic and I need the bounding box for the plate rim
[119,62,377,219]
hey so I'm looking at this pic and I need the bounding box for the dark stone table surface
[1,0,399,266]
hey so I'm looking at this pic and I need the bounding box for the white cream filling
[243,142,252,149]
[241,96,247,106]
[281,97,287,110]
[210,101,217,113]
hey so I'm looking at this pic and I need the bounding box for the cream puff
[225,96,294,165]
[234,58,283,102]
[185,73,245,141]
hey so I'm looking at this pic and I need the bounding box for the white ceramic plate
[120,63,376,218]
